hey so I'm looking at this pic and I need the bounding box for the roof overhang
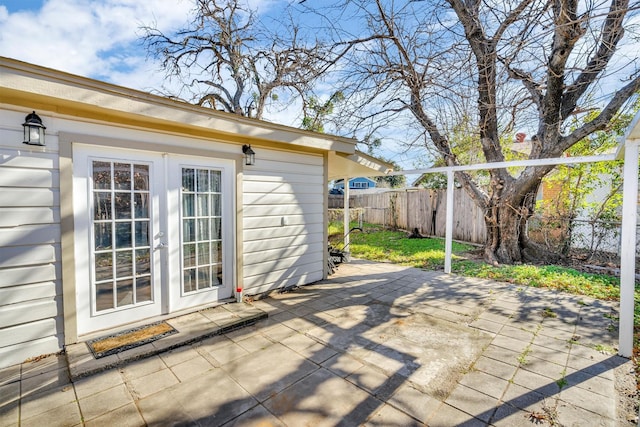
[0,57,356,154]
[0,57,393,180]
[616,109,640,159]
[328,150,394,180]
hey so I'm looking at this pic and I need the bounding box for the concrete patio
[0,259,636,426]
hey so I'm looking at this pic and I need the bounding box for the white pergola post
[618,138,639,358]
[444,170,454,274]
[343,177,350,260]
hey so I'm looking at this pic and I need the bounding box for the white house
[0,57,390,368]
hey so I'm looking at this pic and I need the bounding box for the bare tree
[314,0,640,264]
[142,0,340,119]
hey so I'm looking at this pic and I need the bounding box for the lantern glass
[242,144,255,166]
[22,111,46,146]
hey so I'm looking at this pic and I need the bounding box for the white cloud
[0,0,193,89]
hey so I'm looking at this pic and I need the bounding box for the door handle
[155,242,168,250]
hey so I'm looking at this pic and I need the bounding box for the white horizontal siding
[0,298,60,329]
[243,223,324,242]
[244,244,319,265]
[0,188,58,207]
[0,207,60,227]
[243,233,323,254]
[0,167,58,188]
[243,203,324,217]
[0,264,57,288]
[242,149,325,294]
[244,213,323,229]
[0,244,58,268]
[0,282,57,305]
[0,318,58,347]
[243,250,323,277]
[0,224,59,246]
[0,116,62,369]
[243,266,324,294]
[0,335,62,368]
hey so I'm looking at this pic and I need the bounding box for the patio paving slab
[1,259,636,426]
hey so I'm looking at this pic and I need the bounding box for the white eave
[328,150,394,180]
[617,109,640,159]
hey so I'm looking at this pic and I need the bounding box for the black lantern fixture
[22,111,46,146]
[242,144,255,166]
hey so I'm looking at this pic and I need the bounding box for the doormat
[86,321,178,359]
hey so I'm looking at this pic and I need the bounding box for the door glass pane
[210,171,220,192]
[95,223,112,250]
[115,223,132,248]
[197,218,209,241]
[93,162,111,189]
[95,252,113,282]
[197,266,211,290]
[136,276,152,303]
[133,164,149,191]
[182,168,195,191]
[181,167,224,293]
[116,279,134,307]
[134,194,149,218]
[183,219,195,242]
[91,160,153,313]
[114,193,132,219]
[197,194,209,216]
[184,269,196,292]
[136,249,151,275]
[96,283,114,311]
[114,163,131,190]
[116,250,133,279]
[197,242,210,265]
[183,244,195,267]
[212,218,221,240]
[94,193,112,220]
[197,169,209,192]
[135,221,149,246]
[211,194,221,216]
[182,194,194,217]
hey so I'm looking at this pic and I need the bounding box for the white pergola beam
[386,153,617,176]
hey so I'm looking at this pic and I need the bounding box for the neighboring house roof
[334,177,377,186]
[0,57,392,179]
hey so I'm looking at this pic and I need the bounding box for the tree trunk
[482,179,558,265]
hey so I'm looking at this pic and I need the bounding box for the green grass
[329,222,473,269]
[451,261,621,301]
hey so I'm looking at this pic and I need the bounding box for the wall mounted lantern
[22,111,46,146]
[242,144,255,166]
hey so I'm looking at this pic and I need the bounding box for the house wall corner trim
[58,133,78,344]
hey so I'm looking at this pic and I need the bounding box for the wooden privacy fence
[329,189,487,244]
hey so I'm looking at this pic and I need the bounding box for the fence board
[330,189,487,244]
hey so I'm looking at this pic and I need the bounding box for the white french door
[73,146,234,336]
[166,156,234,312]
